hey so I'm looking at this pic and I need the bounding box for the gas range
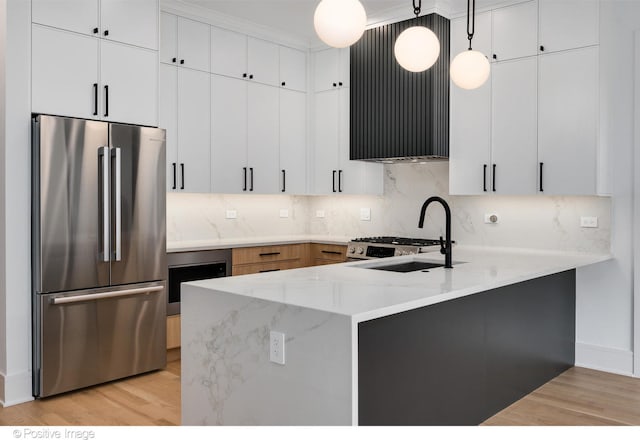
[347,236,445,260]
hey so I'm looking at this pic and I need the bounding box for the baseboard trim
[0,370,34,407]
[575,342,634,376]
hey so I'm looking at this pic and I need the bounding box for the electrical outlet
[484,213,499,224]
[225,210,237,219]
[316,210,326,218]
[580,216,598,228]
[279,209,289,218]
[360,207,371,221]
[270,331,285,365]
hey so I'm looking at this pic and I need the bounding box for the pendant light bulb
[314,0,367,48]
[394,26,441,72]
[450,50,490,90]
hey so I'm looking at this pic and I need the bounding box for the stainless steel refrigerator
[32,115,167,398]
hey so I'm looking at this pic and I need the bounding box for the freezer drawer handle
[51,286,163,305]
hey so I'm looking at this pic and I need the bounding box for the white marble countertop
[167,235,352,253]
[185,245,611,322]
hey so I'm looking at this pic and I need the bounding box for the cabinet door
[100,0,158,50]
[492,0,537,61]
[539,0,599,53]
[248,83,280,194]
[248,37,280,87]
[178,17,210,72]
[313,90,341,194]
[337,88,366,194]
[538,47,598,195]
[211,27,247,79]
[211,75,248,193]
[32,25,99,120]
[160,12,178,65]
[32,0,98,36]
[314,48,340,92]
[450,11,492,60]
[177,69,211,193]
[279,90,307,194]
[100,41,158,127]
[159,64,179,192]
[491,57,538,195]
[280,46,307,92]
[339,47,351,88]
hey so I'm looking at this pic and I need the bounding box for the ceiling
[182,0,509,46]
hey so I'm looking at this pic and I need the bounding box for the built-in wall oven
[167,249,232,315]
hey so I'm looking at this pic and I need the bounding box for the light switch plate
[270,331,285,365]
[316,210,326,218]
[225,210,237,219]
[580,216,598,228]
[279,209,289,218]
[360,208,371,221]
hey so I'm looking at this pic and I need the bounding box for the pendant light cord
[466,0,476,50]
[413,0,421,17]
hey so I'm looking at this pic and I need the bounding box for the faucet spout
[418,196,453,269]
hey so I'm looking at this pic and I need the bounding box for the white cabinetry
[280,46,307,92]
[314,48,350,92]
[539,0,599,54]
[161,12,210,72]
[280,90,307,194]
[491,0,537,61]
[32,0,158,50]
[32,25,158,127]
[160,65,211,193]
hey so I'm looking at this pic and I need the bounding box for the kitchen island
[181,246,610,426]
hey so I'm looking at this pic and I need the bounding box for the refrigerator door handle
[51,285,164,305]
[112,147,122,261]
[99,146,110,262]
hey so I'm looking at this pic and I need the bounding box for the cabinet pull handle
[249,74,254,79]
[332,170,337,193]
[172,57,177,63]
[281,81,286,87]
[540,45,545,52]
[93,83,98,116]
[243,73,247,78]
[333,83,337,87]
[339,82,343,86]
[180,163,185,190]
[483,164,487,192]
[259,269,281,273]
[321,250,343,255]
[103,29,109,37]
[492,164,497,192]
[93,27,99,34]
[338,170,343,193]
[492,54,497,60]
[103,85,109,117]
[172,163,176,190]
[180,59,185,65]
[539,162,544,192]
[249,167,254,191]
[243,167,247,191]
[259,252,281,257]
[282,169,286,193]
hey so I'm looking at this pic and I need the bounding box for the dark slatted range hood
[350,14,450,163]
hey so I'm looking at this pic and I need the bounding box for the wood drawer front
[232,244,304,265]
[167,315,181,349]
[310,243,347,262]
[313,258,343,266]
[232,259,304,276]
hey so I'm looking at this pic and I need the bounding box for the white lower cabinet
[538,46,598,195]
[32,24,158,127]
[160,64,210,193]
[279,90,307,194]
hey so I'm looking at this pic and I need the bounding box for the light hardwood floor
[1,363,638,426]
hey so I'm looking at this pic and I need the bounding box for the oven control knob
[357,247,364,255]
[348,246,355,254]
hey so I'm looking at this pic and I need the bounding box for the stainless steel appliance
[347,236,446,261]
[167,249,231,315]
[32,115,167,398]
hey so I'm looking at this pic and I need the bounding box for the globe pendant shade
[314,0,367,48]
[394,26,441,72]
[450,50,491,90]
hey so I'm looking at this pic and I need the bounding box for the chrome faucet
[418,196,453,269]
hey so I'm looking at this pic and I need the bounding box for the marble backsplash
[168,162,611,254]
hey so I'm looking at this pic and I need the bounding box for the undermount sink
[365,261,445,273]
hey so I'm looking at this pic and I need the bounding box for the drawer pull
[321,250,343,255]
[259,252,281,257]
[259,269,281,273]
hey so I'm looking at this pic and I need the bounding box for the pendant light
[394,0,441,73]
[314,0,367,48]
[450,0,490,90]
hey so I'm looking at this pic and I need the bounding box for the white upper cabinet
[492,0,538,62]
[33,0,159,50]
[248,38,280,87]
[161,13,210,71]
[539,0,599,53]
[279,90,307,194]
[538,47,598,195]
[280,46,307,92]
[314,48,349,92]
[32,0,99,37]
[450,11,492,59]
[100,0,158,50]
[211,27,247,78]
